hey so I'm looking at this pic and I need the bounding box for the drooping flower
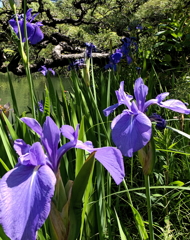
[9,8,44,45]
[103,78,190,157]
[85,42,96,58]
[0,116,124,240]
[38,65,55,76]
[68,58,85,71]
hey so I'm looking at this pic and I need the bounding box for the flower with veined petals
[0,116,124,240]
[9,8,44,45]
[103,78,190,157]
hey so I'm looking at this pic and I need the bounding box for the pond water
[0,72,72,114]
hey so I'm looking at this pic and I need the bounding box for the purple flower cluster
[9,8,44,45]
[0,117,124,240]
[104,78,190,157]
[68,58,85,71]
[105,37,138,71]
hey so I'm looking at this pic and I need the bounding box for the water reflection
[0,72,72,114]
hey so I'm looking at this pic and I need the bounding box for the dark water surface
[0,72,72,114]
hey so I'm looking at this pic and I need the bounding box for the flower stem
[23,0,36,118]
[144,174,154,240]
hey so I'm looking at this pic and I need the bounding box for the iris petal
[41,117,60,169]
[14,139,30,156]
[111,111,152,157]
[134,77,148,112]
[9,19,19,34]
[103,103,120,117]
[158,99,190,114]
[29,24,44,45]
[0,165,56,240]
[60,125,76,141]
[20,20,35,42]
[74,140,125,184]
[156,92,169,102]
[26,8,33,21]
[94,147,125,185]
[21,117,43,136]
[115,81,132,108]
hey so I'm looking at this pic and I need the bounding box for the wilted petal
[21,117,43,136]
[0,165,56,240]
[158,99,190,114]
[41,117,60,168]
[111,111,152,157]
[94,147,125,185]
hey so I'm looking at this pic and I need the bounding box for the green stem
[23,0,36,118]
[144,174,154,240]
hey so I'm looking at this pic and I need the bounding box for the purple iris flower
[38,65,55,76]
[103,78,190,157]
[85,42,96,58]
[105,49,123,71]
[9,8,44,45]
[68,58,85,71]
[119,37,138,64]
[0,117,124,240]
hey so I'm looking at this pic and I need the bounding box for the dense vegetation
[1,0,190,240]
